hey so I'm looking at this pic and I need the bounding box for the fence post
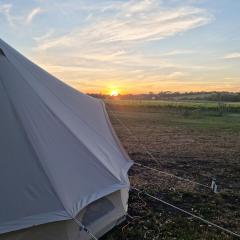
[211,177,218,193]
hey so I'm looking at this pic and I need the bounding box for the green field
[105,99,240,112]
[103,99,240,240]
[105,99,240,132]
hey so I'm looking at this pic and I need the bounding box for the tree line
[88,91,240,102]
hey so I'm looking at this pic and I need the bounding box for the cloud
[35,1,212,49]
[0,3,14,26]
[0,4,43,26]
[223,52,240,59]
[34,1,212,73]
[31,0,214,92]
[26,7,43,24]
[167,71,187,78]
[34,29,55,42]
[224,77,240,81]
[163,49,196,56]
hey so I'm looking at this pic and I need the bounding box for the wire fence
[107,106,213,191]
[106,104,239,239]
[131,187,240,239]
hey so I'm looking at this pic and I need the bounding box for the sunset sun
[110,89,119,96]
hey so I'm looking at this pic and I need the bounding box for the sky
[0,0,240,94]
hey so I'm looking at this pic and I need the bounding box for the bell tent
[0,39,133,240]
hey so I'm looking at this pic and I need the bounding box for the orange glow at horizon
[109,89,119,96]
[39,64,240,94]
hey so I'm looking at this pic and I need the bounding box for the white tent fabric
[0,39,133,235]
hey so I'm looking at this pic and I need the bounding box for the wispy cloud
[33,0,213,66]
[0,4,43,26]
[162,49,196,56]
[31,0,214,92]
[167,71,187,78]
[36,2,212,50]
[223,52,240,59]
[34,29,55,42]
[2,0,239,93]
[26,7,43,24]
[0,3,14,26]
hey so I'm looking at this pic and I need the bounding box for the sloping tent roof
[0,39,133,234]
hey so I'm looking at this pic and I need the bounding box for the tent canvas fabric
[0,39,133,239]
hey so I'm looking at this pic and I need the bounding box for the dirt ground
[103,102,240,240]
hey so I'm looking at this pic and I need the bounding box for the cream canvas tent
[0,39,133,240]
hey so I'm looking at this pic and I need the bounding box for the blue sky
[0,0,239,93]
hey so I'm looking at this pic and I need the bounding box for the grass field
[105,99,240,112]
[102,99,240,240]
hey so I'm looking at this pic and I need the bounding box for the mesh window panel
[82,198,115,226]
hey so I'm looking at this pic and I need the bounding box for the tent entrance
[0,190,127,240]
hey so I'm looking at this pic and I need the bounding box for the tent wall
[0,189,128,240]
[0,40,132,226]
[0,38,132,237]
[0,55,67,230]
